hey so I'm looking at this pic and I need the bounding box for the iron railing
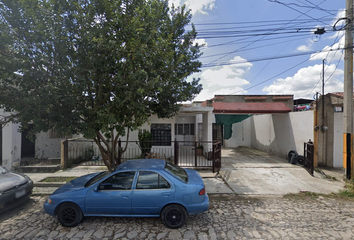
[304,141,314,176]
[62,139,221,172]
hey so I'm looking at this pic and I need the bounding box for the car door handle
[162,193,170,197]
[122,195,130,199]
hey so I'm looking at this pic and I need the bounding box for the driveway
[215,147,345,195]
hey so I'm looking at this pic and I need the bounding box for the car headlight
[47,198,52,204]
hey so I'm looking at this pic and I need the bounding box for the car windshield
[85,171,111,187]
[164,161,188,183]
[0,166,7,174]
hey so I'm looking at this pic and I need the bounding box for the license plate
[15,189,26,198]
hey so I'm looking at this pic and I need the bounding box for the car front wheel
[161,204,187,229]
[57,203,83,227]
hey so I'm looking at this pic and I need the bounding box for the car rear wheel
[161,204,187,229]
[57,203,83,227]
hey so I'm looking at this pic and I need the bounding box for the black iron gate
[63,140,222,173]
[213,141,221,173]
[304,141,314,176]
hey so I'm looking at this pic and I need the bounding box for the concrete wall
[224,118,252,148]
[35,132,64,159]
[2,122,22,170]
[333,112,343,167]
[249,111,314,158]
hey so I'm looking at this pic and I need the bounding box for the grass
[39,176,77,183]
[284,179,354,201]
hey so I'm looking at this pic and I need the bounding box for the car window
[136,171,171,189]
[99,171,135,190]
[164,161,188,183]
[85,171,111,187]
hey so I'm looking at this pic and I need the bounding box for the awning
[213,102,292,114]
[215,114,252,140]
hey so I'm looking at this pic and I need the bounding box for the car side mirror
[93,186,98,192]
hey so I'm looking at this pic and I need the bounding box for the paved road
[1,194,354,240]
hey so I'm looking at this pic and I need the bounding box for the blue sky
[169,0,346,101]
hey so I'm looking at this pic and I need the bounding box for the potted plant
[196,145,203,156]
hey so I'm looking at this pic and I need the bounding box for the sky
[169,0,347,102]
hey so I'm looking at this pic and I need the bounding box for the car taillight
[199,188,205,195]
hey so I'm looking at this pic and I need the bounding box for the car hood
[51,172,100,195]
[185,169,204,186]
[0,172,28,192]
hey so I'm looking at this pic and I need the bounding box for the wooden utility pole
[343,0,354,179]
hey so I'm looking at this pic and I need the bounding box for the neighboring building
[316,92,354,167]
[202,95,293,145]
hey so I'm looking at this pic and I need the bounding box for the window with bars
[151,124,171,146]
[174,123,195,135]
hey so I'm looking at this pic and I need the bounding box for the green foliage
[0,0,202,171]
[138,129,153,158]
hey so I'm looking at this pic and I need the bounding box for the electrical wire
[200,35,310,59]
[267,0,329,25]
[305,32,344,98]
[201,47,345,68]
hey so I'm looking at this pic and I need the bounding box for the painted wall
[249,111,314,158]
[333,112,343,167]
[224,118,252,148]
[2,122,22,170]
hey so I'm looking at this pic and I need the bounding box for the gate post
[61,139,68,169]
[117,139,122,165]
[174,140,179,165]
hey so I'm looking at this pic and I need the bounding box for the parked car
[44,159,209,228]
[0,166,33,211]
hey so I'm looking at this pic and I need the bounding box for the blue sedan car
[44,159,209,228]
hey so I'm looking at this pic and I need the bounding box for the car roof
[115,159,166,171]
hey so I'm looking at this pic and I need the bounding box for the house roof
[329,92,354,99]
[212,102,292,114]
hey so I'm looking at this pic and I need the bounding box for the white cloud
[310,36,344,61]
[297,44,312,52]
[262,64,344,99]
[194,38,208,47]
[169,0,216,15]
[185,0,216,14]
[192,56,252,101]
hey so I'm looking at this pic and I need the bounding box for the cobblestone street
[1,194,354,240]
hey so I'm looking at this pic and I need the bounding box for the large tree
[0,0,202,171]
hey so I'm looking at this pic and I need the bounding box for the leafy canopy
[0,0,202,140]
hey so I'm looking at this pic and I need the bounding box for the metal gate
[212,141,222,173]
[62,139,222,173]
[304,141,314,176]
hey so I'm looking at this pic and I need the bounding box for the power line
[201,47,346,68]
[267,0,329,25]
[202,1,339,67]
[200,35,310,59]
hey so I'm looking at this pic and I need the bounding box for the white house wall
[250,111,313,158]
[333,112,343,167]
[2,122,21,170]
[224,118,252,148]
[35,132,63,159]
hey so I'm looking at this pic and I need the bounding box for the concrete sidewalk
[27,147,346,196]
[27,165,233,195]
